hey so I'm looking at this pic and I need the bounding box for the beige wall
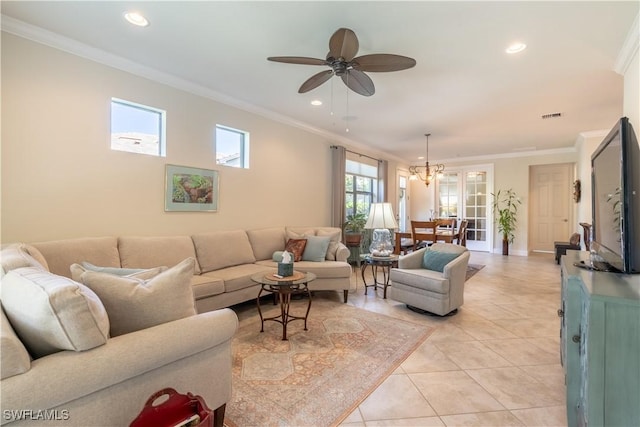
[624,47,640,135]
[408,151,579,255]
[1,34,392,243]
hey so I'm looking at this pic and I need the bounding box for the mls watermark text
[3,409,70,422]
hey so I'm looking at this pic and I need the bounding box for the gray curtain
[378,159,388,202]
[331,145,346,229]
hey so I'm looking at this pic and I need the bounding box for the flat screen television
[589,117,640,274]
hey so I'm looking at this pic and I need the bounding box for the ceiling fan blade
[352,54,417,72]
[329,28,359,61]
[299,70,334,93]
[267,56,327,66]
[341,69,375,96]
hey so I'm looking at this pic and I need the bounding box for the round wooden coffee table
[251,271,316,340]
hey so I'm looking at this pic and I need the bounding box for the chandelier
[408,133,445,187]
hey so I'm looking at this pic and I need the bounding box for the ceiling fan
[267,28,416,97]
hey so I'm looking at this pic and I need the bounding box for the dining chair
[434,218,458,243]
[410,220,437,250]
[394,231,414,255]
[457,219,468,246]
[436,218,457,229]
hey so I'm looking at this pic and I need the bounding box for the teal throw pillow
[422,250,461,272]
[302,235,331,262]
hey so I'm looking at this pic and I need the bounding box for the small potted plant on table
[343,212,367,246]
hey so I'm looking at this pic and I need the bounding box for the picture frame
[165,164,219,212]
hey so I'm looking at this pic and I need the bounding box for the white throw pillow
[317,229,342,261]
[70,263,167,282]
[1,267,110,358]
[73,258,197,337]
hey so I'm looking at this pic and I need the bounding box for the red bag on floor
[130,388,213,427]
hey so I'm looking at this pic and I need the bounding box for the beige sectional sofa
[0,244,237,427]
[29,226,352,312]
[0,225,350,426]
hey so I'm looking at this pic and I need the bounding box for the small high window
[110,98,165,156]
[216,125,249,168]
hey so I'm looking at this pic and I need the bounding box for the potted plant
[491,188,522,255]
[343,212,367,246]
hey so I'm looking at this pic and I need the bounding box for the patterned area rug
[225,298,433,427]
[466,263,485,281]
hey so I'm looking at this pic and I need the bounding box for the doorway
[435,164,494,252]
[529,163,574,253]
[396,171,409,231]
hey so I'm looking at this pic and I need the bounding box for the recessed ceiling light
[506,42,526,54]
[124,12,149,27]
[311,100,322,106]
[418,156,424,160]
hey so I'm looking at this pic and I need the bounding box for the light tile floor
[338,251,567,427]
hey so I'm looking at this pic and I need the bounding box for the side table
[251,271,316,340]
[360,255,399,298]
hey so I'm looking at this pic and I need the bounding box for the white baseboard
[491,248,529,256]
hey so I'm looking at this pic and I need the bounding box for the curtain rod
[330,145,381,163]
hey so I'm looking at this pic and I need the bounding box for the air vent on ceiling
[541,112,562,119]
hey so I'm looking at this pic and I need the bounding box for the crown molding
[614,12,639,75]
[432,146,576,165]
[1,15,409,164]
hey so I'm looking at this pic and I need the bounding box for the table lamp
[365,203,399,257]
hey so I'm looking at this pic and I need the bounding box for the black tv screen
[591,117,640,274]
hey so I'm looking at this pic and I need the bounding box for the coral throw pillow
[285,239,307,262]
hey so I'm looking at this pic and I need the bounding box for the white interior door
[529,163,573,252]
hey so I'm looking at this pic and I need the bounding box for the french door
[436,165,493,252]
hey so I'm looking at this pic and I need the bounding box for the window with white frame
[345,158,378,218]
[110,98,165,156]
[216,125,249,168]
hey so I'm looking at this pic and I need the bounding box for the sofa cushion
[1,307,31,379]
[72,258,197,337]
[0,243,48,273]
[206,264,273,293]
[302,235,331,262]
[285,239,307,262]
[255,260,352,279]
[118,236,201,274]
[192,230,256,273]
[422,250,461,272]
[32,237,120,278]
[286,227,316,240]
[0,267,109,358]
[191,275,225,300]
[246,227,287,261]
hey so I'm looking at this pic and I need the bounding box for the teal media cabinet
[560,250,640,426]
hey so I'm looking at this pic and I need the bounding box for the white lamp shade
[364,203,399,230]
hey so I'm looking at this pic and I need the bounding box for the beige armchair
[389,243,470,316]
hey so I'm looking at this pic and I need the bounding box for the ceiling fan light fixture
[268,28,416,97]
[124,12,149,27]
[506,42,527,54]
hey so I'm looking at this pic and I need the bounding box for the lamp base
[369,229,394,257]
